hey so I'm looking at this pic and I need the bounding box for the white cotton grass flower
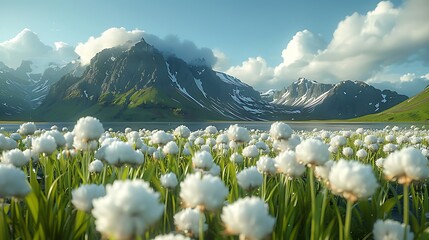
[328,145,338,154]
[71,184,106,212]
[205,125,218,135]
[373,219,414,240]
[383,147,429,185]
[43,130,66,148]
[1,149,29,167]
[383,143,397,153]
[230,152,244,164]
[23,149,39,163]
[151,130,174,146]
[364,135,378,145]
[200,144,211,152]
[274,150,306,179]
[221,197,275,240]
[315,160,334,184]
[174,208,207,237]
[89,159,104,173]
[192,151,214,171]
[207,164,221,176]
[64,132,75,149]
[328,159,378,202]
[242,145,259,158]
[216,134,229,144]
[385,135,395,143]
[153,233,191,240]
[174,125,191,138]
[375,158,385,169]
[72,116,104,142]
[180,172,228,211]
[101,141,144,166]
[163,141,179,155]
[354,139,364,147]
[296,138,330,167]
[269,121,293,140]
[18,122,37,135]
[256,155,277,175]
[194,137,205,146]
[160,172,178,189]
[236,166,263,191]
[330,135,347,147]
[0,164,31,198]
[126,131,144,149]
[205,138,216,147]
[356,149,368,159]
[227,124,250,143]
[92,180,164,239]
[10,133,22,141]
[342,147,354,158]
[32,135,57,155]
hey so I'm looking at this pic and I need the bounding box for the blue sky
[1,0,428,96]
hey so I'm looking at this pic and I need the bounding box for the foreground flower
[0,164,31,198]
[373,219,414,240]
[174,125,191,138]
[236,166,263,191]
[180,172,228,211]
[221,197,275,240]
[1,149,29,167]
[383,147,429,185]
[274,150,305,179]
[269,122,293,140]
[72,184,106,212]
[174,208,207,237]
[18,122,37,136]
[32,135,57,155]
[192,151,214,171]
[72,116,104,142]
[160,172,178,189]
[92,180,164,239]
[227,124,250,143]
[328,159,378,202]
[295,138,329,167]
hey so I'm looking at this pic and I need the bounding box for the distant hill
[352,86,429,122]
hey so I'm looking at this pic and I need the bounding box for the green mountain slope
[352,87,429,122]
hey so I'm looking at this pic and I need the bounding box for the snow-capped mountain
[0,60,82,118]
[271,78,408,119]
[35,39,299,121]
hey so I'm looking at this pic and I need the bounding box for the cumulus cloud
[370,72,429,97]
[0,29,78,71]
[75,27,216,67]
[226,0,429,94]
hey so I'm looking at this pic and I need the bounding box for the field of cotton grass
[1,117,429,240]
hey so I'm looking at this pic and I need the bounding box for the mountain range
[0,37,410,121]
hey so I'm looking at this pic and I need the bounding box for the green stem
[199,211,205,240]
[320,187,328,230]
[403,184,409,240]
[309,167,318,240]
[344,200,353,240]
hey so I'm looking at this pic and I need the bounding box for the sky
[1,0,428,97]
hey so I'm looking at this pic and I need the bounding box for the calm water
[0,121,422,132]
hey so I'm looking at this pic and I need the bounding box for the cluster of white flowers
[151,130,174,146]
[92,180,163,239]
[221,197,275,240]
[97,141,144,166]
[1,149,29,167]
[274,150,305,179]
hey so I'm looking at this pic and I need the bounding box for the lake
[0,121,422,132]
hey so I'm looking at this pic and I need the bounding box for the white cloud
[75,27,144,65]
[370,72,429,97]
[0,29,78,71]
[226,57,274,88]
[225,0,429,93]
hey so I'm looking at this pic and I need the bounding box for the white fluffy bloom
[163,141,179,155]
[296,139,329,167]
[216,134,229,144]
[72,116,104,141]
[151,130,174,146]
[385,135,395,143]
[383,147,429,184]
[10,133,22,141]
[227,124,250,143]
[192,151,214,171]
[205,125,218,135]
[72,184,106,212]
[174,125,191,138]
[342,147,354,158]
[153,234,191,240]
[64,132,75,149]
[207,164,221,176]
[230,152,244,164]
[269,122,293,140]
[375,158,385,169]
[18,122,37,135]
[0,164,31,198]
[102,141,144,166]
[43,130,66,148]
[32,135,57,155]
[89,159,104,173]
[160,172,178,189]
[256,156,276,175]
[329,159,378,202]
[364,135,378,145]
[236,166,263,191]
[194,137,205,146]
[221,197,275,240]
[126,131,144,149]
[354,139,364,147]
[23,149,39,163]
[356,149,368,159]
[174,208,207,237]
[200,144,211,152]
[330,135,347,147]
[373,219,414,240]
[383,143,397,153]
[315,160,334,183]
[274,150,305,178]
[242,145,259,158]
[180,172,228,211]
[1,149,29,167]
[92,180,164,239]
